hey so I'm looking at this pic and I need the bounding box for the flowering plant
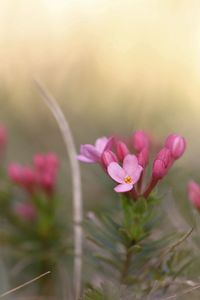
[78,131,192,299]
[0,126,70,297]
[0,115,196,300]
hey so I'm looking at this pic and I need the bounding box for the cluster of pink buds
[8,153,59,195]
[78,131,186,199]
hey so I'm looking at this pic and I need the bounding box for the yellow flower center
[124,176,133,184]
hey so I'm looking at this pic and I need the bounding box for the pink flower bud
[188,181,200,211]
[152,160,166,180]
[34,153,59,176]
[8,164,36,192]
[46,153,59,170]
[152,148,172,180]
[39,173,55,194]
[101,150,118,169]
[21,167,36,191]
[33,154,46,171]
[132,130,150,152]
[165,134,186,159]
[115,141,129,161]
[8,163,23,184]
[155,147,172,168]
[137,147,149,168]
[14,202,36,221]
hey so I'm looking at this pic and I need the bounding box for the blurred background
[0,0,200,298]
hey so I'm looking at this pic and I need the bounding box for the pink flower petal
[123,154,140,176]
[114,183,133,192]
[77,155,97,163]
[131,165,143,184]
[78,144,100,163]
[95,137,109,153]
[103,136,113,152]
[107,162,126,183]
[95,136,113,153]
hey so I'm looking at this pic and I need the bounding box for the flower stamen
[124,176,133,184]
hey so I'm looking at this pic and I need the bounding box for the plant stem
[137,170,145,194]
[121,246,132,283]
[143,178,157,198]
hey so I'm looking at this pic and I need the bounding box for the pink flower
[165,134,186,159]
[188,181,200,211]
[152,160,166,180]
[39,173,55,194]
[132,130,150,152]
[33,153,59,193]
[152,147,172,180]
[115,141,130,161]
[8,163,23,184]
[21,167,37,190]
[8,164,36,191]
[33,153,59,174]
[101,150,118,169]
[107,154,143,192]
[14,202,36,221]
[137,147,149,168]
[77,136,113,163]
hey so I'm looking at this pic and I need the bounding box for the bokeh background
[0,1,200,296]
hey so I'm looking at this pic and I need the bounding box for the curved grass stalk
[159,282,200,300]
[34,79,83,300]
[0,271,50,298]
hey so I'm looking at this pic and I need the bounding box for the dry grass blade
[164,227,194,255]
[34,79,83,300]
[0,271,50,298]
[159,282,200,300]
[156,227,193,268]
[147,280,159,300]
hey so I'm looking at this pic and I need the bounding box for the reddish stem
[137,170,146,195]
[128,187,138,201]
[143,178,158,198]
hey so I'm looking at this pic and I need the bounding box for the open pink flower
[77,136,113,163]
[107,154,143,192]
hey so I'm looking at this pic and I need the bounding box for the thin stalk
[34,79,83,300]
[121,239,136,283]
[0,272,50,298]
[159,282,200,300]
[137,169,145,195]
[121,247,132,282]
[143,178,158,198]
